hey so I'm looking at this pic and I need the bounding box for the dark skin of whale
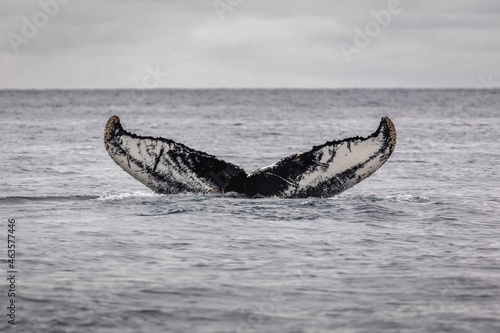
[104,116,396,198]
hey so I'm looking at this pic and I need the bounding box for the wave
[0,192,163,204]
[0,192,430,207]
[0,195,99,204]
[95,191,162,201]
[331,193,430,203]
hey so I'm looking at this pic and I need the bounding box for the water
[1,89,499,333]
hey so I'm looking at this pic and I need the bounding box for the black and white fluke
[104,116,396,198]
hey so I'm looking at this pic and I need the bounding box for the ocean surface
[1,89,499,333]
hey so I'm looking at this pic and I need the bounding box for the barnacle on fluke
[104,115,121,151]
[104,116,396,198]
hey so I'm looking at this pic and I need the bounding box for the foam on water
[96,191,162,201]
[331,193,431,203]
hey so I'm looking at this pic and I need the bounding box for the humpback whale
[104,116,396,198]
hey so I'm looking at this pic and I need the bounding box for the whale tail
[104,116,396,198]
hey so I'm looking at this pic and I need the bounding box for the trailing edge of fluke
[104,116,396,198]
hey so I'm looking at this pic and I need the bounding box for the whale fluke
[104,116,396,198]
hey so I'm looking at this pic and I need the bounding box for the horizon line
[0,87,497,91]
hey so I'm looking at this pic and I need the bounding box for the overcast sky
[1,0,499,89]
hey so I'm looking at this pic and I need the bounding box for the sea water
[0,89,499,333]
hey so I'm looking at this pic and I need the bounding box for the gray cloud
[1,0,499,88]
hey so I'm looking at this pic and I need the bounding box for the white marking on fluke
[104,116,396,198]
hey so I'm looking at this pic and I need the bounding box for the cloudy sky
[1,0,499,89]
